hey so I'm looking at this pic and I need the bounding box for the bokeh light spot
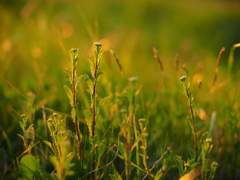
[61,23,74,38]
[2,40,12,52]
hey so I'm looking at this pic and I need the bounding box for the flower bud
[95,42,102,47]
[180,76,187,82]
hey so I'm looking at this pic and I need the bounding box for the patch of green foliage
[0,1,240,179]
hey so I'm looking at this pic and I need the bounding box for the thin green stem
[185,84,198,162]
[180,76,198,162]
[133,117,140,177]
[70,49,82,160]
[91,43,102,180]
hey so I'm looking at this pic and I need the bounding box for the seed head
[95,42,102,47]
[53,113,59,118]
[71,48,78,53]
[180,76,187,82]
[129,76,139,83]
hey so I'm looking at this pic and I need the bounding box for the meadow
[0,0,240,179]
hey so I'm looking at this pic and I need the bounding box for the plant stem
[91,43,102,180]
[71,49,82,160]
[212,47,225,87]
[91,69,97,180]
[185,85,198,162]
[133,116,140,177]
[180,76,198,161]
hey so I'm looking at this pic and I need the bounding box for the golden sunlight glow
[2,40,12,52]
[31,47,42,59]
[61,23,74,38]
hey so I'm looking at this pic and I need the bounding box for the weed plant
[0,41,240,180]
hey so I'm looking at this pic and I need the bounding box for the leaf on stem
[87,59,95,78]
[43,140,54,152]
[20,155,40,180]
[19,121,25,132]
[64,85,73,106]
[83,110,92,136]
[71,108,76,121]
[96,96,109,116]
[97,71,104,81]
[17,134,25,144]
[82,74,93,95]
[65,69,72,84]
[174,155,184,176]
[75,75,84,89]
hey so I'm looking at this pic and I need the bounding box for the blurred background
[1,0,239,119]
[1,0,240,76]
[1,0,240,84]
[0,0,240,178]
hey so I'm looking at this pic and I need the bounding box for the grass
[1,0,240,179]
[1,42,239,179]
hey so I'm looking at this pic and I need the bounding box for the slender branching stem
[133,116,140,177]
[180,76,198,162]
[91,43,102,180]
[186,87,198,162]
[70,49,82,160]
[91,64,97,180]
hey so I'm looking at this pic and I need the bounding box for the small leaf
[75,75,84,89]
[71,108,76,121]
[21,114,28,124]
[140,145,146,150]
[20,155,40,180]
[187,118,194,135]
[65,69,72,84]
[27,124,34,133]
[188,148,195,160]
[49,155,61,177]
[97,71,104,81]
[82,74,93,94]
[117,142,126,159]
[96,96,109,116]
[17,134,25,142]
[189,161,201,169]
[86,89,92,95]
[83,110,92,136]
[154,170,163,180]
[43,141,54,152]
[19,121,25,131]
[87,59,95,78]
[174,155,184,176]
[209,162,218,180]
[64,85,73,106]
